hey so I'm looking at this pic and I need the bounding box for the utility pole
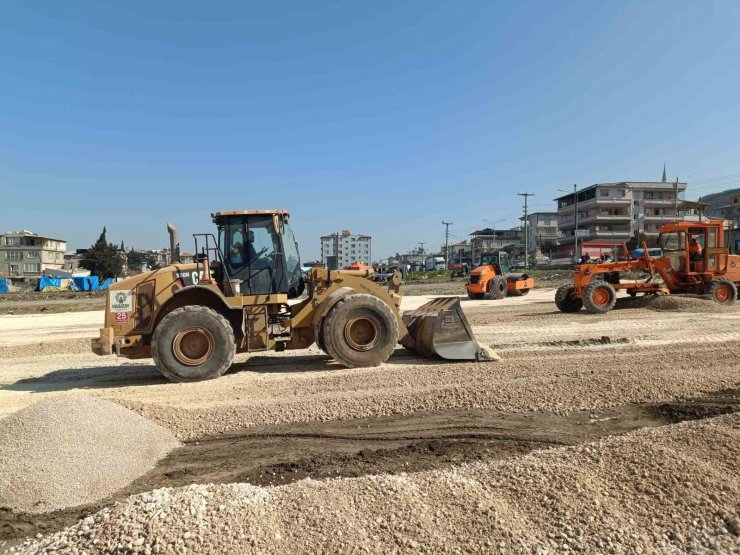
[418,242,425,254]
[442,222,452,270]
[573,184,580,262]
[518,193,534,269]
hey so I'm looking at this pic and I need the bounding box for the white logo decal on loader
[111,290,133,312]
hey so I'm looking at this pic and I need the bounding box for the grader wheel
[321,294,399,368]
[706,278,737,305]
[583,281,617,314]
[555,285,582,313]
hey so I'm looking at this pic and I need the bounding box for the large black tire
[583,281,617,314]
[152,306,235,382]
[484,275,508,300]
[555,284,583,313]
[321,294,399,368]
[705,278,737,305]
[467,292,485,300]
[510,287,530,296]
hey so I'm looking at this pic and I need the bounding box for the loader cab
[479,251,510,275]
[214,210,304,298]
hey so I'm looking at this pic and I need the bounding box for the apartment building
[555,181,688,249]
[320,230,372,269]
[521,212,561,258]
[469,228,524,262]
[0,230,67,280]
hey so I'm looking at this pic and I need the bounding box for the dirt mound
[17,415,740,553]
[0,395,180,514]
[616,294,734,313]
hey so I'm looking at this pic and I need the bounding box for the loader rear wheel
[152,306,235,382]
[510,288,529,296]
[583,281,617,314]
[706,278,737,305]
[322,294,399,368]
[555,285,583,313]
[485,275,508,300]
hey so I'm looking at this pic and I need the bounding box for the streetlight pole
[442,221,452,270]
[573,184,579,261]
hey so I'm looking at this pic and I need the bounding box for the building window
[26,250,39,259]
[633,201,639,207]
[5,237,21,246]
[6,251,23,260]
[24,263,41,273]
[600,189,609,197]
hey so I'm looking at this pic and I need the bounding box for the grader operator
[555,220,740,314]
[92,210,492,382]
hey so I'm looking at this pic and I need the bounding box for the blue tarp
[73,276,100,291]
[99,278,113,290]
[38,277,62,290]
[0,277,8,294]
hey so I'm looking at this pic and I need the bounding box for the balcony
[579,214,631,225]
[578,197,632,207]
[641,198,677,206]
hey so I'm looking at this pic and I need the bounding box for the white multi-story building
[555,181,688,249]
[320,230,372,269]
[521,212,561,258]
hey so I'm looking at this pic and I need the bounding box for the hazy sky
[2,1,740,260]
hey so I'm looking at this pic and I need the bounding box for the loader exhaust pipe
[167,223,181,264]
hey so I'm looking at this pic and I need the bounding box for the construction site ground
[1,287,739,552]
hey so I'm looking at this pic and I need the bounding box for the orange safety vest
[689,242,702,256]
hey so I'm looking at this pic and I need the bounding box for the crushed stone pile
[0,395,180,514]
[17,415,740,554]
[616,294,734,313]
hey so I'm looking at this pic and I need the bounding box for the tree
[145,253,162,271]
[79,227,123,279]
[126,250,147,271]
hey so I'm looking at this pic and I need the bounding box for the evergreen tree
[126,250,148,271]
[79,227,123,279]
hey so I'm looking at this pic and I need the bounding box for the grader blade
[400,297,494,361]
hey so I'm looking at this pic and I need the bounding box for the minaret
[661,163,667,183]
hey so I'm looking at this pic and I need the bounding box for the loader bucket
[400,297,493,361]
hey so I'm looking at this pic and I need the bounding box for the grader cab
[92,210,492,382]
[555,220,740,314]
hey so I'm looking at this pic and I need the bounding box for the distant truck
[425,256,446,271]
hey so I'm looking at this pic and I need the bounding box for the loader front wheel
[152,306,235,382]
[706,278,737,305]
[485,275,508,300]
[322,294,399,368]
[583,281,617,314]
[555,285,583,313]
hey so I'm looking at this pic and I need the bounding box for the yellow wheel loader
[92,210,492,382]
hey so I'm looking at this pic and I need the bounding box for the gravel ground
[14,414,740,554]
[617,294,736,313]
[0,396,180,513]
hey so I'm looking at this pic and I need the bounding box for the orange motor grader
[466,251,535,300]
[555,220,740,314]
